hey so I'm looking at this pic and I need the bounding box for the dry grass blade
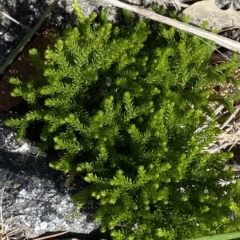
[33,231,69,240]
[0,11,38,33]
[100,0,240,53]
[0,0,59,75]
[219,105,240,130]
[205,64,240,155]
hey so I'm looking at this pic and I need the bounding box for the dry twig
[100,0,240,53]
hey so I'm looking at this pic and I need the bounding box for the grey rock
[0,0,153,238]
[1,0,240,239]
[0,114,101,239]
[0,0,169,68]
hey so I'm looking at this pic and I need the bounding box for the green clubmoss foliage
[5,1,240,239]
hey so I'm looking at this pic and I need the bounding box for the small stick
[0,0,59,75]
[33,231,69,240]
[0,11,39,34]
[100,0,240,53]
[220,105,240,130]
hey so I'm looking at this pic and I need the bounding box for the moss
[5,1,240,239]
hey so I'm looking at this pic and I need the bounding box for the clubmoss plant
[5,1,240,239]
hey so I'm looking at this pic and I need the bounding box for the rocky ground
[1,0,240,239]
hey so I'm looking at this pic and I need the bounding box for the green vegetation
[5,0,240,239]
[187,231,240,240]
